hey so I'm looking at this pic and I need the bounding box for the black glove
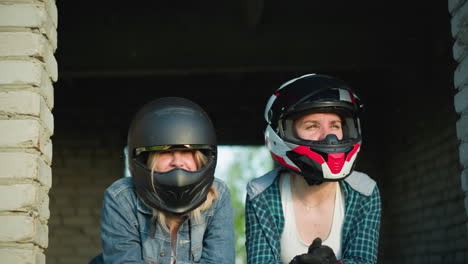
[289,253,323,264]
[307,238,339,264]
[289,238,339,264]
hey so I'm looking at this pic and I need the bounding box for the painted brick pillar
[450,0,468,241]
[0,0,57,263]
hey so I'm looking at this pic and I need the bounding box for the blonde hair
[146,150,218,231]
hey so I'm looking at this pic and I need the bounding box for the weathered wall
[0,0,58,263]
[451,0,468,260]
[46,126,123,264]
[378,1,468,263]
[378,77,467,263]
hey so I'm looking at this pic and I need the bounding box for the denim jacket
[100,177,235,264]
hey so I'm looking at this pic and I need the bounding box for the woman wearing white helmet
[245,74,381,264]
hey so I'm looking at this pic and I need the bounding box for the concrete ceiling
[54,1,452,145]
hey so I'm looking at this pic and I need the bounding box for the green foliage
[217,146,273,264]
[228,163,247,263]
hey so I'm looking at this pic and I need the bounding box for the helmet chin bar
[132,157,215,215]
[286,142,360,184]
[298,146,359,186]
[265,125,361,185]
[288,144,360,180]
[153,174,213,215]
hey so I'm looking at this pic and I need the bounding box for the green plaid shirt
[245,168,381,264]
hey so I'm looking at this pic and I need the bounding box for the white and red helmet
[264,73,363,185]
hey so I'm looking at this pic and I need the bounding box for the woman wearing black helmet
[100,97,235,263]
[245,74,381,264]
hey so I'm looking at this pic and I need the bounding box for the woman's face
[153,149,198,172]
[294,112,343,141]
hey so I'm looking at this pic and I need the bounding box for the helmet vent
[327,152,345,174]
[325,134,339,145]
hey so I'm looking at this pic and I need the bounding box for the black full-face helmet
[264,73,363,185]
[128,97,217,215]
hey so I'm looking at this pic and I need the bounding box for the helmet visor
[135,144,212,156]
[282,107,361,152]
[133,144,215,172]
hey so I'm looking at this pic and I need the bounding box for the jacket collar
[247,167,376,200]
[246,167,281,199]
[136,196,153,215]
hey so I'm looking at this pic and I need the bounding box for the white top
[280,174,344,263]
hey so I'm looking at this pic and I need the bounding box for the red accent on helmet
[270,152,300,171]
[345,143,360,162]
[349,91,355,103]
[274,92,280,97]
[292,146,325,164]
[327,152,345,174]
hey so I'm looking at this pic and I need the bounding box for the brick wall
[378,1,468,263]
[46,119,126,263]
[379,102,466,263]
[451,0,468,260]
[0,0,58,263]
